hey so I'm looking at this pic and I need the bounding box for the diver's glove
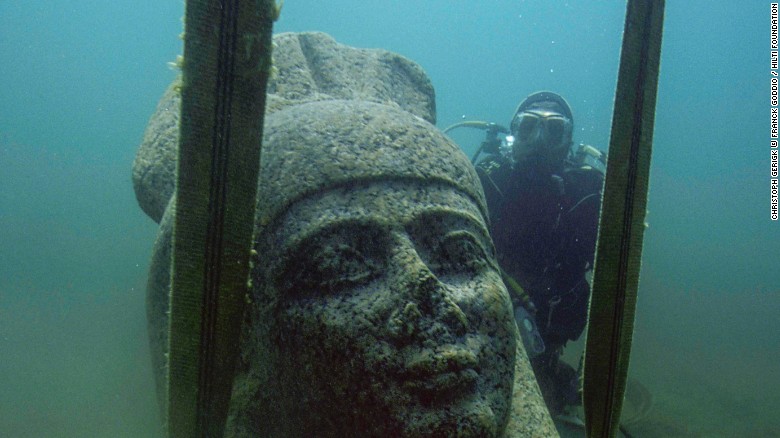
[501,270,546,358]
[514,305,546,359]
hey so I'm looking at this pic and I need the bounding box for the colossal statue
[136,32,557,437]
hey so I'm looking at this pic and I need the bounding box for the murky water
[1,1,775,436]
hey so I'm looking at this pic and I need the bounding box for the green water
[1,1,776,436]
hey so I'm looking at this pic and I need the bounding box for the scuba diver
[469,91,606,416]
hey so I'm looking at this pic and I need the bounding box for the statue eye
[431,231,490,278]
[282,232,385,295]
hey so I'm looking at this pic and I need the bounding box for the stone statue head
[139,32,556,438]
[227,99,518,437]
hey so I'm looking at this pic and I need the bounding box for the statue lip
[399,346,480,395]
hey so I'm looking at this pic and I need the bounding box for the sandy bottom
[624,336,780,437]
[558,329,780,437]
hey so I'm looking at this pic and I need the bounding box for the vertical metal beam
[583,1,665,436]
[168,1,275,436]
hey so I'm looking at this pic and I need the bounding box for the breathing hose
[443,120,509,163]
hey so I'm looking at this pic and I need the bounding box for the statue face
[253,181,517,437]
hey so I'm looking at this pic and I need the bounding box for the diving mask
[511,109,572,148]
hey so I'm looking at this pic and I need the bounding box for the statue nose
[387,241,469,341]
[408,267,440,312]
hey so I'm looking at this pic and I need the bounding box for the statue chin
[392,400,500,437]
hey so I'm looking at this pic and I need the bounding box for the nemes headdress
[256,99,489,230]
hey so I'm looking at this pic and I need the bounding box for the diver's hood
[512,91,574,126]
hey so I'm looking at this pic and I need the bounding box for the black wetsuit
[476,153,603,350]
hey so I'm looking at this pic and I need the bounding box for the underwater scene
[0,1,777,436]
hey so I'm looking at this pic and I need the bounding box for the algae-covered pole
[167,0,276,437]
[583,0,664,437]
